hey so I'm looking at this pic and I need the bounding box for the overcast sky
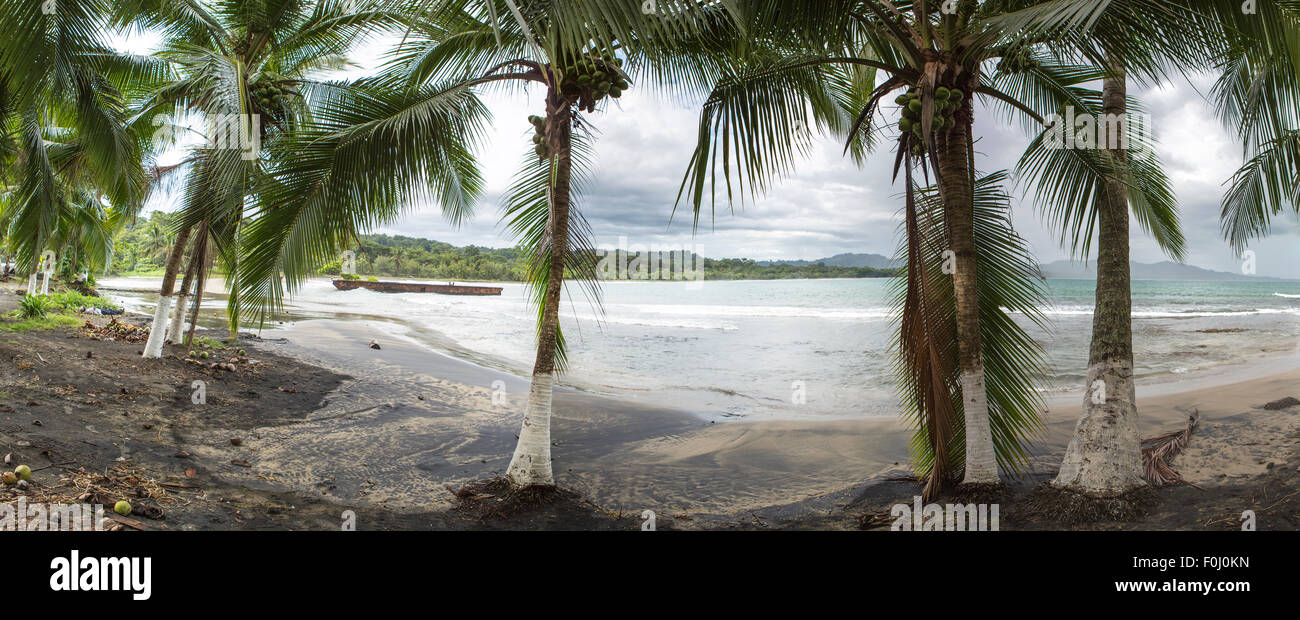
[133,32,1300,279]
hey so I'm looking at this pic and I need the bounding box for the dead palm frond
[1141,409,1200,487]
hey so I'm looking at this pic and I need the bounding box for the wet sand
[257,317,1300,523]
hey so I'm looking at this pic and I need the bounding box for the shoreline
[5,281,1298,529]
[264,316,1300,520]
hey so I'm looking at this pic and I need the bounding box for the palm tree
[112,0,416,356]
[1007,1,1295,498]
[674,0,1197,496]
[1210,3,1300,252]
[1001,3,1226,497]
[139,220,174,265]
[0,1,154,288]
[349,0,726,488]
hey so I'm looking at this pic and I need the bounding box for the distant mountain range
[761,254,1293,281]
[1037,260,1295,282]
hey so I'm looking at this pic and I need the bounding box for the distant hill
[1038,260,1294,282]
[759,252,902,270]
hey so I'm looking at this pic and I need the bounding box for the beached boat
[331,279,502,295]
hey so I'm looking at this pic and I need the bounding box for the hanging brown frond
[899,148,959,502]
[1141,409,1199,487]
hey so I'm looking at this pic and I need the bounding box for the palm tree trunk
[935,91,999,485]
[168,233,202,345]
[142,226,192,358]
[505,93,572,488]
[1053,60,1145,495]
[185,241,213,348]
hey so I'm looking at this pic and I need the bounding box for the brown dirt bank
[0,285,634,530]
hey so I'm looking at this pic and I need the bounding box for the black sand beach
[3,282,1298,530]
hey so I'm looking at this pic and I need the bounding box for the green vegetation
[18,294,49,319]
[0,314,83,333]
[110,212,180,276]
[304,234,894,281]
[6,289,120,333]
[44,290,120,313]
[115,227,893,281]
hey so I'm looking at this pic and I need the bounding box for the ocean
[100,276,1300,421]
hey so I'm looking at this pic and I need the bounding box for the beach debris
[230,458,252,468]
[114,500,132,516]
[1,472,15,486]
[2,453,10,465]
[174,450,191,458]
[31,419,42,426]
[230,437,243,446]
[14,464,31,480]
[80,318,149,343]
[1141,410,1200,487]
[857,512,892,530]
[277,386,297,393]
[16,479,30,491]
[368,340,381,350]
[1263,396,1300,410]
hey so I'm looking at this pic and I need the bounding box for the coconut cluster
[528,115,550,159]
[249,71,297,120]
[557,54,629,113]
[896,86,965,149]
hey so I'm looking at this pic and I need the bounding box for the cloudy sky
[134,33,1300,279]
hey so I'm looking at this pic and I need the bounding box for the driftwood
[1141,409,1199,487]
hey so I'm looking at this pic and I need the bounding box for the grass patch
[45,290,120,312]
[0,314,83,332]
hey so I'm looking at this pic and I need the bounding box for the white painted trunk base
[167,294,188,344]
[1053,359,1145,495]
[506,372,555,487]
[39,273,51,295]
[960,366,1000,484]
[27,273,37,293]
[142,295,173,359]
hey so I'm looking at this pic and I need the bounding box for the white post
[39,250,55,295]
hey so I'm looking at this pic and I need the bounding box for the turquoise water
[102,276,1300,421]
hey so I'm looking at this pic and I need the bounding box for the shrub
[366,276,378,282]
[18,294,49,319]
[46,290,120,313]
[339,273,360,281]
